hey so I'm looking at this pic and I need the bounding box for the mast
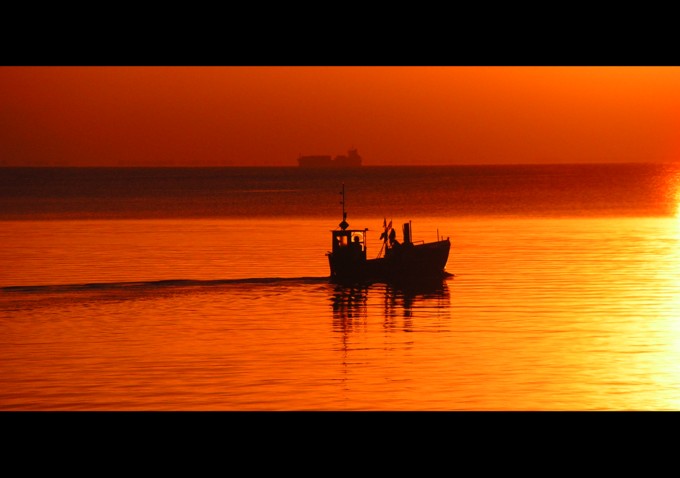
[339,183,349,230]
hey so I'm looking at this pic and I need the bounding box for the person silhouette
[389,228,399,246]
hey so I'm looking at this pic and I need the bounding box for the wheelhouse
[331,228,367,259]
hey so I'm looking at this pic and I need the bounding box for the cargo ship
[297,148,362,168]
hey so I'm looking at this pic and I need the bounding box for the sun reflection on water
[667,162,680,219]
[632,215,680,409]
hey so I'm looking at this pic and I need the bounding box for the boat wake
[1,276,332,295]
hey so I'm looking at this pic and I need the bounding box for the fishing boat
[327,185,451,285]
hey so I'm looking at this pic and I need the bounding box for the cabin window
[334,231,365,253]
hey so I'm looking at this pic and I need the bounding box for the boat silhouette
[327,184,451,285]
[298,148,362,168]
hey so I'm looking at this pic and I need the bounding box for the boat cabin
[331,228,367,261]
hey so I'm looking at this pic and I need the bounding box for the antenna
[339,183,349,230]
[340,183,345,218]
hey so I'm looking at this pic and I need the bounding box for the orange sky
[1,66,679,166]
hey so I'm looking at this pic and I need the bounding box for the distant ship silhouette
[297,148,362,168]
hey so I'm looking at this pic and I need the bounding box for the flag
[380,218,388,242]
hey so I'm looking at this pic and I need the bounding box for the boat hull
[328,238,451,285]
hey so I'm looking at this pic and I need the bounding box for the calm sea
[2,163,680,410]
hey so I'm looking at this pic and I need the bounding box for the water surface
[2,164,680,410]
